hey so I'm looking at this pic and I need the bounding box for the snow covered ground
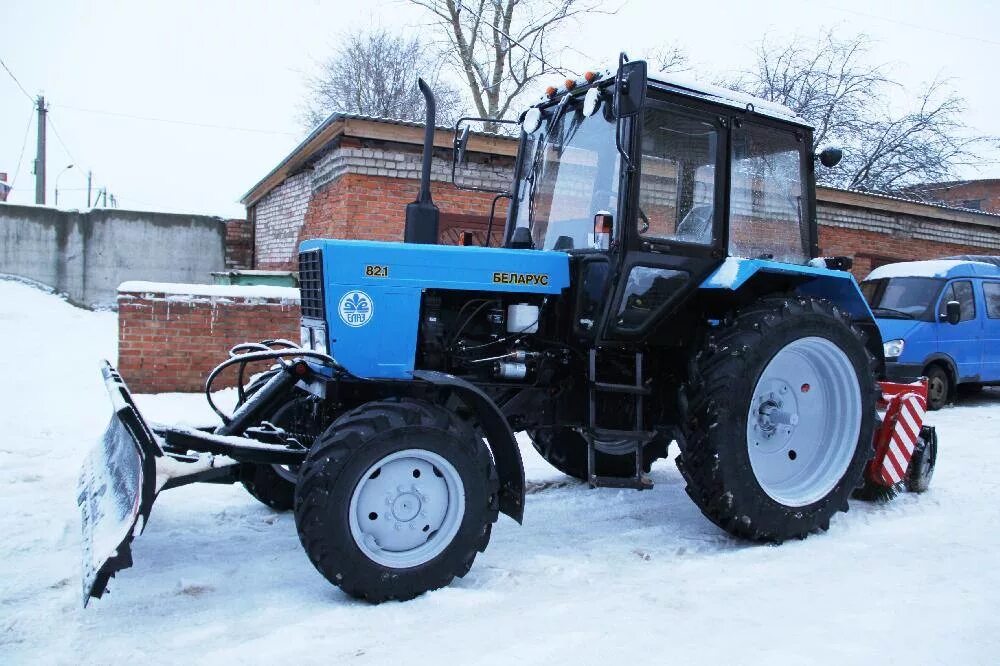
[2,277,999,664]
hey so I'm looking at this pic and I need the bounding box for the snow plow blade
[77,361,160,606]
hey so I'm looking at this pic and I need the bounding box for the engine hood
[874,316,923,343]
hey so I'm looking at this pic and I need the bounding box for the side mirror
[944,300,961,325]
[454,125,471,167]
[817,146,843,168]
[613,57,646,119]
[592,211,613,250]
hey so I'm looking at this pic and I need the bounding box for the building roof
[240,113,516,207]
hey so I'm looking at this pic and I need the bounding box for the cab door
[937,279,983,381]
[600,99,727,341]
[980,280,1000,381]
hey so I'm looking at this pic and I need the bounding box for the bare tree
[301,28,464,131]
[650,45,690,75]
[727,30,988,193]
[406,0,607,132]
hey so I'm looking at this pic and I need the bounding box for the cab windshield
[861,277,944,321]
[513,99,620,250]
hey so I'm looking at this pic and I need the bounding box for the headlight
[300,325,312,349]
[312,328,328,355]
[883,339,905,359]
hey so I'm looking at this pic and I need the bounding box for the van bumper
[884,360,924,383]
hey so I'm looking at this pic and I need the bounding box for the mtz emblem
[338,290,374,327]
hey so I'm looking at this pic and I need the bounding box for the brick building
[901,179,1000,214]
[241,115,516,270]
[242,114,1000,281]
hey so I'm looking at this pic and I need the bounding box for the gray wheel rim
[928,376,946,403]
[746,336,862,507]
[348,449,465,568]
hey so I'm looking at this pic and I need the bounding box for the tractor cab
[456,55,832,343]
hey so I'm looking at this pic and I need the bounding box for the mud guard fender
[412,370,525,523]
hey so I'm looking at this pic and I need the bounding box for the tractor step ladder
[585,349,654,490]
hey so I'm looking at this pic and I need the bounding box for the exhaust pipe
[404,78,440,244]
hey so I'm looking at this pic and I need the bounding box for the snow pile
[1,277,999,663]
[118,281,300,301]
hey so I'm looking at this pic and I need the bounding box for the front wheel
[924,365,950,410]
[294,398,499,603]
[240,395,322,511]
[678,297,877,542]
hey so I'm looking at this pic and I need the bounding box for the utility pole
[87,170,92,207]
[33,95,47,205]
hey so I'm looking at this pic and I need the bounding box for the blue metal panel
[299,239,571,379]
[700,257,875,319]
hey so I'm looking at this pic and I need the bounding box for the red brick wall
[276,173,508,270]
[224,218,252,269]
[118,289,299,393]
[818,225,990,281]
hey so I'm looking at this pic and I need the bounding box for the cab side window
[984,282,1000,319]
[637,107,719,245]
[729,123,807,263]
[939,280,976,322]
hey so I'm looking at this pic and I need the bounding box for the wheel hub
[348,449,465,568]
[390,491,423,522]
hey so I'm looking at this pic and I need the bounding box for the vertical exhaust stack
[404,78,440,244]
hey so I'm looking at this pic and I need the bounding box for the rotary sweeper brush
[78,56,938,606]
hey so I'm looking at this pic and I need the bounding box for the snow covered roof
[865,259,1000,281]
[647,71,806,125]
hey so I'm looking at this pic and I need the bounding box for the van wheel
[924,365,950,410]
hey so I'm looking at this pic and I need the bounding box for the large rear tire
[294,398,499,603]
[677,297,876,542]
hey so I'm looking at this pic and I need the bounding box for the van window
[984,282,1000,319]
[939,280,976,322]
[861,276,943,321]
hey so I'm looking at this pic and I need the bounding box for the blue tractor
[81,57,912,605]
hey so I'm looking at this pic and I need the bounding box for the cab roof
[646,71,807,127]
[865,258,1000,281]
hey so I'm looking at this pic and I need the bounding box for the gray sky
[2,0,998,218]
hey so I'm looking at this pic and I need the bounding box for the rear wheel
[924,365,950,410]
[528,428,665,481]
[678,297,876,542]
[294,398,499,602]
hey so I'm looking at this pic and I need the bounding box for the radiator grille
[298,249,325,320]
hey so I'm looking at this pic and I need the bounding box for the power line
[10,105,34,188]
[820,4,1000,48]
[46,114,81,168]
[0,56,33,101]
[51,103,298,136]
